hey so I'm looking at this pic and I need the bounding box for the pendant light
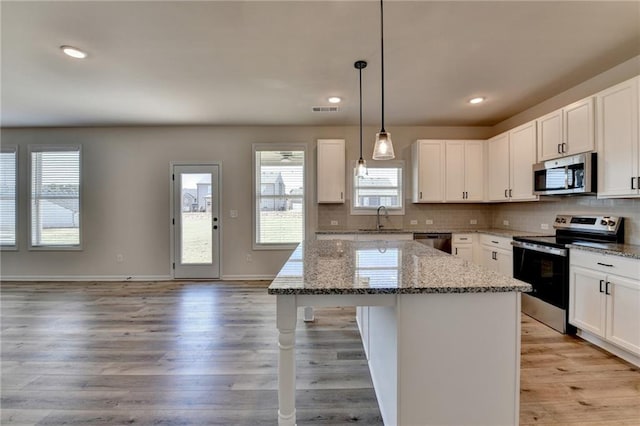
[372,0,395,160]
[355,60,368,178]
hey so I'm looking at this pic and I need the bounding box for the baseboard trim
[0,275,172,282]
[221,275,275,281]
[576,329,640,368]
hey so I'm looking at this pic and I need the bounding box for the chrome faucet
[376,205,389,231]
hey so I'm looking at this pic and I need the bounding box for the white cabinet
[570,250,640,363]
[487,121,538,202]
[317,139,345,203]
[478,234,513,277]
[445,140,484,202]
[412,140,444,202]
[537,97,595,161]
[452,233,474,262]
[596,76,640,198]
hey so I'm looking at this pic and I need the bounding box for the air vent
[312,106,339,113]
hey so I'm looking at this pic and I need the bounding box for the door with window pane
[173,164,220,279]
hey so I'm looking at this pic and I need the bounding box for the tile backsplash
[318,196,640,245]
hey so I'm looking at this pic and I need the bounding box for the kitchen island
[268,239,531,426]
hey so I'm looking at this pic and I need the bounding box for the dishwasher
[413,233,452,254]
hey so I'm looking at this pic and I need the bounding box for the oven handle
[511,241,568,257]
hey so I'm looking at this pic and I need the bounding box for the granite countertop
[566,242,640,260]
[316,228,551,238]
[268,240,532,295]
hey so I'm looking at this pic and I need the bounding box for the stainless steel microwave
[533,153,597,195]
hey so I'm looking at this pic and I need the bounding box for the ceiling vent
[312,106,339,113]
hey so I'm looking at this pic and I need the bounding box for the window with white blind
[352,162,404,214]
[0,147,17,249]
[253,145,305,249]
[29,146,82,249]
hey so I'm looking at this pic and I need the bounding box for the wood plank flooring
[1,281,639,425]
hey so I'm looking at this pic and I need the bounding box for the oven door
[512,242,568,309]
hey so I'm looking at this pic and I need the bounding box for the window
[352,162,404,214]
[253,145,305,248]
[29,146,81,249]
[0,147,17,249]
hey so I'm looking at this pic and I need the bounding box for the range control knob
[560,218,567,223]
[608,220,616,227]
[555,217,561,223]
[600,220,608,226]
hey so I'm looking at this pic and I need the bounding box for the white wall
[0,125,490,280]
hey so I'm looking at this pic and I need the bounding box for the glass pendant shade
[355,157,367,177]
[372,131,394,160]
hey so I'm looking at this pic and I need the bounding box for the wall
[0,124,490,280]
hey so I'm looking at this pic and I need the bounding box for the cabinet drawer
[571,250,640,281]
[479,234,512,250]
[453,233,473,244]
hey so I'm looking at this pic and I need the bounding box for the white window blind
[30,147,81,248]
[0,148,17,247]
[353,165,403,211]
[254,148,305,246]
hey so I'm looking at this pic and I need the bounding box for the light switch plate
[541,223,549,230]
[426,219,434,225]
[410,220,418,225]
[330,220,339,226]
[470,219,478,225]
[230,210,238,218]
[503,220,510,226]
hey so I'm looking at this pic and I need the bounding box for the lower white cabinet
[570,250,640,363]
[452,233,474,262]
[479,234,513,277]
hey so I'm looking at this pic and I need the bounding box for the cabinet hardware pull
[562,142,567,153]
[491,241,499,244]
[509,189,512,198]
[558,144,562,154]
[420,191,423,199]
[462,191,465,199]
[504,189,508,198]
[632,177,637,190]
[605,281,611,295]
[460,238,468,241]
[340,192,343,200]
[597,262,614,267]
[455,248,458,255]
[599,279,604,293]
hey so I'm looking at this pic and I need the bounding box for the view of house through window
[353,164,403,212]
[30,147,81,248]
[0,148,17,247]
[254,148,305,246]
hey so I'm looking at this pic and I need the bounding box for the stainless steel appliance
[413,233,452,254]
[533,152,597,196]
[512,214,624,333]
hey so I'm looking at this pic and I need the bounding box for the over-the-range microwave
[533,152,597,196]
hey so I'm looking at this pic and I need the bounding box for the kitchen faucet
[376,205,389,231]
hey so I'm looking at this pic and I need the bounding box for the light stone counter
[315,227,551,238]
[567,241,640,260]
[268,239,531,295]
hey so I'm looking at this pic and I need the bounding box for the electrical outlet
[470,219,478,225]
[230,210,238,218]
[541,223,549,230]
[426,219,434,225]
[246,254,252,263]
[116,254,124,263]
[410,220,418,225]
[330,220,339,226]
[503,220,510,226]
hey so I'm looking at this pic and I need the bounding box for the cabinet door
[464,140,485,201]
[317,139,345,203]
[597,77,639,198]
[413,140,444,202]
[481,246,498,272]
[606,275,640,356]
[453,245,473,262]
[537,110,563,161]
[569,266,606,338]
[564,97,595,156]
[445,141,466,202]
[487,133,510,201]
[509,121,538,201]
[495,249,513,277]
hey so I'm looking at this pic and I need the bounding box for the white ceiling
[2,1,639,128]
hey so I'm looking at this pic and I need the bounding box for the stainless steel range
[512,215,624,334]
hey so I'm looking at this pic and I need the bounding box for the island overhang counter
[268,239,531,426]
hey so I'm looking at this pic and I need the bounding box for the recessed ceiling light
[60,45,88,59]
[328,97,342,104]
[469,97,485,104]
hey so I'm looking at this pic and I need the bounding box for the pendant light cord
[359,65,363,159]
[380,0,385,133]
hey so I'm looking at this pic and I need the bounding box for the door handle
[597,262,613,268]
[561,143,567,153]
[605,281,611,295]
[509,189,512,198]
[504,189,508,198]
[599,279,604,293]
[420,191,423,199]
[632,177,637,190]
[557,144,562,154]
[455,247,458,255]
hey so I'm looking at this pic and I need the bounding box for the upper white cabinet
[596,76,640,198]
[445,140,484,202]
[317,139,345,203]
[537,97,595,161]
[488,121,538,202]
[412,140,445,203]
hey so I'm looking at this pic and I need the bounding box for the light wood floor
[1,281,639,425]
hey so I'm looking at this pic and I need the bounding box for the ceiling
[2,1,639,128]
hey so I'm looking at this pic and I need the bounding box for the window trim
[252,143,308,250]
[0,145,18,251]
[28,145,83,251]
[350,160,405,216]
